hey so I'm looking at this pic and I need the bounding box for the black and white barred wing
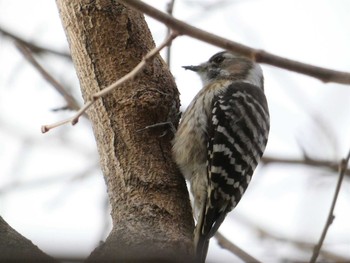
[204,83,270,237]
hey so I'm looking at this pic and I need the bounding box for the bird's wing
[195,83,269,262]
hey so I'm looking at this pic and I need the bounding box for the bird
[172,51,270,262]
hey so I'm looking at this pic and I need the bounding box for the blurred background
[1,0,350,262]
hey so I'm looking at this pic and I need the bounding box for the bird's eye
[212,56,224,64]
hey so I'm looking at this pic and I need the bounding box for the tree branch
[215,232,261,263]
[165,0,176,66]
[15,41,82,113]
[41,32,178,133]
[0,25,71,58]
[0,216,56,262]
[261,156,350,176]
[234,213,350,262]
[309,149,350,262]
[119,0,350,85]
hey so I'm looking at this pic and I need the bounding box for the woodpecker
[172,51,269,262]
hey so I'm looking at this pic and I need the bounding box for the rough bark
[0,216,56,262]
[56,0,194,262]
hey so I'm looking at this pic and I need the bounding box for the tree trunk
[55,0,194,261]
[0,216,56,262]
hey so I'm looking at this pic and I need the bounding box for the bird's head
[183,51,263,89]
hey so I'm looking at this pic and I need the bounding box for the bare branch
[165,0,175,65]
[41,32,179,133]
[0,25,71,58]
[215,232,261,263]
[119,0,350,85]
[261,156,350,176]
[15,42,82,112]
[260,228,349,262]
[41,100,94,133]
[233,213,350,262]
[309,149,350,262]
[0,217,56,262]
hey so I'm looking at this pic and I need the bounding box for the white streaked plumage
[172,51,269,263]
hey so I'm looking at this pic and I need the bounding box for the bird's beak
[182,65,201,72]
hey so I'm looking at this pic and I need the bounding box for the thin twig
[309,149,350,262]
[41,32,179,133]
[15,42,82,112]
[0,26,71,58]
[165,0,175,65]
[254,222,350,262]
[261,156,350,176]
[41,100,94,133]
[119,0,350,85]
[233,213,350,262]
[215,232,261,263]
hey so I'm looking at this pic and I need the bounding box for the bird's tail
[195,235,209,263]
[194,199,228,263]
[194,202,210,263]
